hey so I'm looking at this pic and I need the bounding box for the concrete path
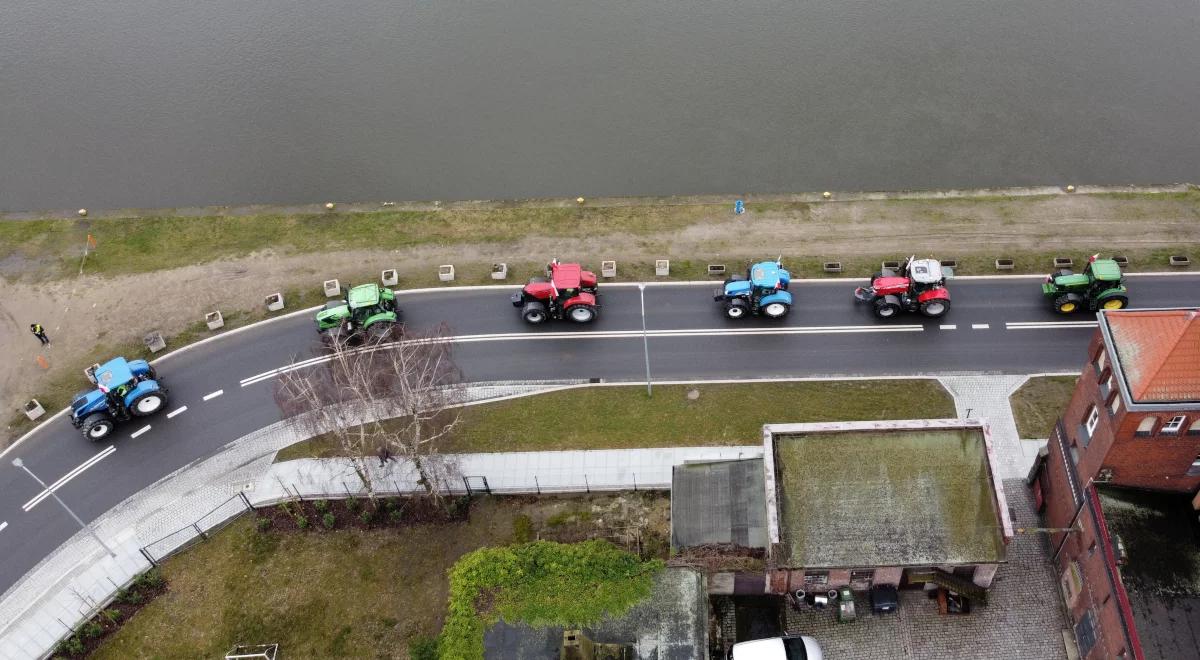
[939,374,1045,480]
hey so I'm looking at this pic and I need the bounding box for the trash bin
[837,586,856,622]
[870,584,899,614]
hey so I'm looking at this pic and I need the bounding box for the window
[1162,416,1187,435]
[1189,419,1200,436]
[1088,540,1097,557]
[1071,445,1080,465]
[1075,610,1098,656]
[1135,416,1158,437]
[1107,392,1121,416]
[1094,348,1108,376]
[1188,454,1200,477]
[1060,562,1083,605]
[1085,406,1101,436]
[850,570,873,584]
[1100,372,1114,399]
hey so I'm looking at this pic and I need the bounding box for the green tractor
[315,283,400,344]
[1041,255,1129,314]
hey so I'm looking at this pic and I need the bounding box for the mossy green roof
[774,428,1005,568]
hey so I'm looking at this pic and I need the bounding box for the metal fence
[139,492,255,565]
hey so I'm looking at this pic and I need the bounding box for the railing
[139,492,256,566]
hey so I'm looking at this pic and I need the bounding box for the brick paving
[781,479,1069,660]
[939,375,1043,480]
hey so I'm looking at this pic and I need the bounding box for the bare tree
[272,323,465,499]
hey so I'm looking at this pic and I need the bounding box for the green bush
[135,568,165,590]
[56,636,84,656]
[79,621,104,639]
[323,513,336,529]
[345,497,360,512]
[359,509,374,525]
[314,499,330,512]
[409,635,439,660]
[437,540,661,660]
[388,509,405,524]
[101,608,122,624]
[116,588,143,605]
[512,515,534,543]
[256,517,272,532]
[296,515,310,530]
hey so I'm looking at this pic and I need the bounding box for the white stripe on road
[21,446,116,512]
[130,425,151,438]
[202,390,224,401]
[971,323,990,329]
[239,324,927,387]
[0,521,7,533]
[940,324,957,330]
[1006,321,1098,330]
[166,406,188,418]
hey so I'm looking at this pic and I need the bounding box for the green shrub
[345,497,360,512]
[101,608,122,624]
[116,588,143,605]
[409,635,439,660]
[55,635,84,656]
[388,509,405,524]
[359,509,374,525]
[296,515,309,530]
[135,568,165,590]
[79,621,104,639]
[256,516,272,532]
[512,515,534,543]
[314,499,330,512]
[323,512,336,529]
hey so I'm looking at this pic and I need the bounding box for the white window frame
[1136,416,1157,437]
[1094,348,1107,375]
[1107,393,1121,416]
[1085,406,1101,437]
[1162,416,1186,435]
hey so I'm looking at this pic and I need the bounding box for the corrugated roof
[671,459,767,549]
[1105,309,1200,403]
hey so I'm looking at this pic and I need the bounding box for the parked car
[731,635,824,660]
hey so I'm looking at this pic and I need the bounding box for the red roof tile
[1105,309,1200,403]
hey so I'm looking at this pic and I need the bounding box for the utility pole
[13,457,116,557]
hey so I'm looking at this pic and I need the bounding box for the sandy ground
[2,188,1197,441]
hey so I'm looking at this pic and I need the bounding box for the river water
[1,0,1197,211]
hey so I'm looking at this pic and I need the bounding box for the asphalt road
[0,274,1194,595]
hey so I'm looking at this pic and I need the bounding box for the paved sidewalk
[938,375,1040,480]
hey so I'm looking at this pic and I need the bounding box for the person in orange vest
[30,323,50,346]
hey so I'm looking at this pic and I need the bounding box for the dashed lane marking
[1005,320,1098,330]
[238,324,928,387]
[166,406,188,419]
[202,390,224,401]
[0,522,7,533]
[21,446,116,512]
[130,425,151,439]
[971,323,990,329]
[940,324,957,330]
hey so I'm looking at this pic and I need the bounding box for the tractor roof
[550,262,582,289]
[1090,259,1123,282]
[908,259,943,284]
[749,261,787,288]
[347,283,382,308]
[94,357,134,388]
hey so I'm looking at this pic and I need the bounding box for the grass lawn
[91,494,667,659]
[275,380,957,461]
[1010,375,1078,439]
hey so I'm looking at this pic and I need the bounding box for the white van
[731,635,824,660]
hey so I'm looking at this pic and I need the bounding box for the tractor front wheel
[81,413,115,441]
[1054,294,1084,314]
[725,298,750,319]
[762,302,790,319]
[873,297,901,319]
[522,301,548,324]
[1099,295,1129,311]
[567,305,597,323]
[129,390,167,417]
[920,299,950,318]
[321,326,349,348]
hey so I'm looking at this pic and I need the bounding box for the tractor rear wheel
[367,321,397,343]
[1054,294,1084,314]
[129,390,167,417]
[522,301,548,324]
[762,302,790,318]
[1099,295,1128,311]
[873,298,901,319]
[725,298,750,319]
[81,413,115,441]
[567,305,597,323]
[920,299,950,318]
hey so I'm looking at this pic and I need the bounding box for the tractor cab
[854,257,951,319]
[70,357,168,441]
[512,260,600,324]
[714,260,793,319]
[1042,255,1128,313]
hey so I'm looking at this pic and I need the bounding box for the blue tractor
[713,259,793,319]
[70,357,168,441]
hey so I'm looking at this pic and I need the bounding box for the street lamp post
[12,457,116,557]
[638,284,651,396]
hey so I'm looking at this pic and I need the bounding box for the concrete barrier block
[323,279,341,297]
[995,259,1014,271]
[882,260,901,270]
[655,259,670,276]
[707,264,726,276]
[601,261,617,278]
[381,269,399,286]
[1170,255,1190,267]
[205,311,224,330]
[265,293,285,311]
[1053,257,1073,269]
[1112,255,1129,268]
[144,331,166,353]
[438,265,455,282]
[823,262,842,273]
[24,399,45,421]
[491,263,508,280]
[939,259,958,269]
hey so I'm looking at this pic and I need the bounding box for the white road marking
[0,521,7,533]
[166,406,188,419]
[971,323,990,329]
[940,324,957,330]
[239,324,927,387]
[21,446,117,511]
[1006,321,1098,330]
[202,390,224,401]
[130,425,151,438]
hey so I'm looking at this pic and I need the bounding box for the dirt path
[3,188,1198,442]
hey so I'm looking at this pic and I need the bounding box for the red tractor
[853,257,951,319]
[511,260,599,324]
